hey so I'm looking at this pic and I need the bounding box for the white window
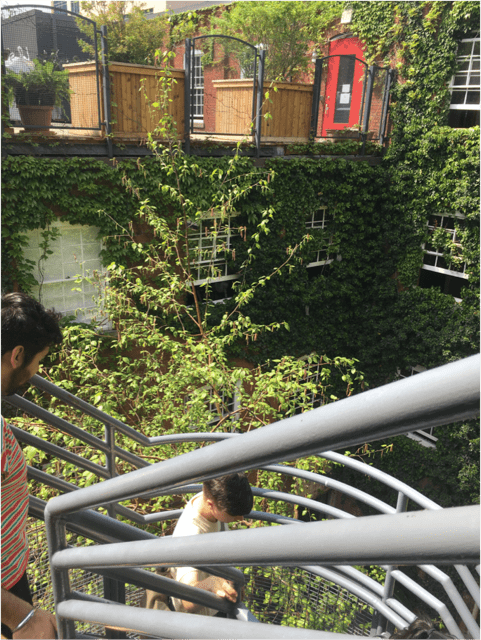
[305,207,336,268]
[186,384,240,431]
[23,220,106,324]
[184,49,204,123]
[186,211,239,305]
[449,38,480,128]
[53,1,67,12]
[293,360,326,415]
[396,366,437,448]
[188,212,238,284]
[239,44,264,80]
[191,50,204,120]
[420,213,468,301]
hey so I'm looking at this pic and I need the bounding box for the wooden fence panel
[214,79,313,142]
[65,62,185,138]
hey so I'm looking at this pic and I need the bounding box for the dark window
[53,1,67,12]
[418,269,467,299]
[70,1,79,13]
[186,280,236,306]
[334,55,356,124]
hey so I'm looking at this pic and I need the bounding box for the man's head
[1,292,62,397]
[203,473,253,523]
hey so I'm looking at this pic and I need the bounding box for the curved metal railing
[5,354,480,639]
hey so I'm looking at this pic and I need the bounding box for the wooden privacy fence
[213,79,313,142]
[65,61,185,138]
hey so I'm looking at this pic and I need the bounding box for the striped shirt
[1,415,30,590]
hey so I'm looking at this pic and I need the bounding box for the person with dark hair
[391,613,457,639]
[1,292,62,639]
[169,473,253,617]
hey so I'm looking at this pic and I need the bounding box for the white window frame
[184,49,204,124]
[23,220,107,325]
[186,383,241,431]
[396,365,437,448]
[295,360,326,414]
[52,0,67,12]
[305,207,338,268]
[449,38,480,112]
[189,211,239,285]
[421,213,468,303]
[239,44,265,80]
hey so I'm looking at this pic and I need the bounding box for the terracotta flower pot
[18,105,53,131]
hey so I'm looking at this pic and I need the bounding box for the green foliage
[1,155,141,293]
[2,0,478,521]
[243,565,372,633]
[207,1,341,81]
[78,1,170,65]
[332,418,480,510]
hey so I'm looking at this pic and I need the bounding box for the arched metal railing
[4,354,480,639]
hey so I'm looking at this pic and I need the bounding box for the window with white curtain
[23,220,107,324]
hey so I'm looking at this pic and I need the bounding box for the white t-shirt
[171,493,226,616]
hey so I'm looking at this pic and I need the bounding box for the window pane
[442,216,455,230]
[469,73,480,86]
[453,74,467,86]
[23,221,105,322]
[333,56,356,124]
[457,41,473,57]
[450,91,466,104]
[466,90,480,104]
[448,109,480,127]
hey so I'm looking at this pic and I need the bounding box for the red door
[321,37,367,136]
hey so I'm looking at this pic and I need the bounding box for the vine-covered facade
[1,1,479,508]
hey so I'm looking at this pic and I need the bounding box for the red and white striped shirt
[1,415,30,589]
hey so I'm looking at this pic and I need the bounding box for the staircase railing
[4,354,480,639]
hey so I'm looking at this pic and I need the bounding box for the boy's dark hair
[391,613,456,639]
[1,292,63,365]
[204,473,253,517]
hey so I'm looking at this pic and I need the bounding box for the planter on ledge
[18,104,54,130]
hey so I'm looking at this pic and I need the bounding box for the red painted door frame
[321,36,367,136]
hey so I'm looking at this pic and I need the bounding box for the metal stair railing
[4,354,480,638]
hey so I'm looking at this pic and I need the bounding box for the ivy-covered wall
[1,1,479,509]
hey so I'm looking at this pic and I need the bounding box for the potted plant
[6,56,71,131]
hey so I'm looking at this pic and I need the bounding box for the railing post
[251,48,258,135]
[309,58,323,141]
[255,48,266,158]
[103,424,127,640]
[376,491,409,637]
[379,68,394,147]
[46,516,77,639]
[93,24,103,131]
[361,65,376,156]
[100,25,113,159]
[0,25,6,144]
[184,38,191,155]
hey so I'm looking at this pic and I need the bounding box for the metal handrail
[45,355,479,638]
[5,357,478,637]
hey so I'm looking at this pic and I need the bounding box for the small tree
[207,1,342,81]
[40,59,365,485]
[78,1,169,65]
